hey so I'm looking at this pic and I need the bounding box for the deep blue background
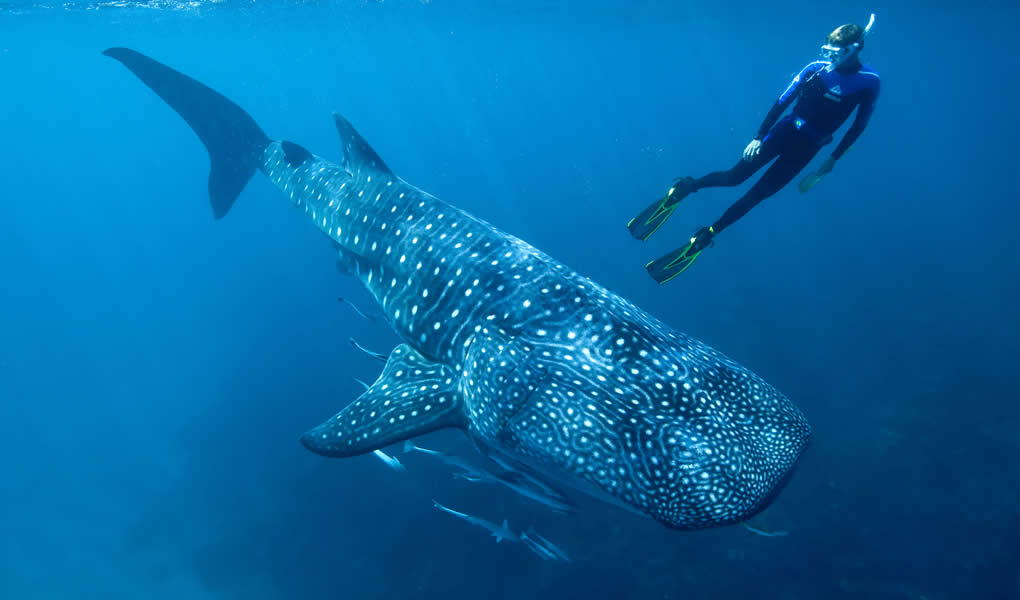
[2,1,1018,598]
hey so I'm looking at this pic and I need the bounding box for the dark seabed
[1,1,1018,599]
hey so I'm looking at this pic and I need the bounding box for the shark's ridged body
[108,48,810,529]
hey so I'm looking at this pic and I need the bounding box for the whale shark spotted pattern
[105,47,811,529]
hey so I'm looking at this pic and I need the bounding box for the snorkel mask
[821,13,875,72]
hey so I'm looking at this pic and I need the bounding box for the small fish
[409,441,574,513]
[740,521,790,538]
[455,469,574,514]
[486,453,567,499]
[431,501,571,561]
[521,528,572,562]
[348,337,387,363]
[353,377,372,391]
[403,440,479,473]
[337,296,378,322]
[451,472,485,483]
[372,449,406,473]
[432,500,519,543]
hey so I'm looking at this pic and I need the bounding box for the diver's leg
[692,126,787,190]
[630,121,786,243]
[627,146,768,241]
[711,146,818,233]
[644,125,810,282]
[692,156,759,189]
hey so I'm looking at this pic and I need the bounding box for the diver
[628,15,880,284]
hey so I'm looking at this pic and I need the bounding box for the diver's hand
[817,156,836,175]
[742,139,762,162]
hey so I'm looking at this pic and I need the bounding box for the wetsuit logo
[824,84,843,101]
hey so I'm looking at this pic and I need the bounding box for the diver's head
[827,23,865,49]
[820,23,865,70]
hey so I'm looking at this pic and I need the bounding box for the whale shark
[104,47,811,530]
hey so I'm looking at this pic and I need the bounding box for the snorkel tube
[824,13,875,72]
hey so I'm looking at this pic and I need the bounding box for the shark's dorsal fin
[332,113,393,178]
[300,344,464,457]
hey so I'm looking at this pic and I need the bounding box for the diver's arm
[816,100,874,178]
[745,100,786,161]
[754,100,787,140]
[754,62,822,139]
[830,77,880,162]
[830,99,874,161]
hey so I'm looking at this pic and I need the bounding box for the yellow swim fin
[627,177,696,241]
[798,171,824,194]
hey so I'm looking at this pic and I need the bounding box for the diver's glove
[743,139,762,162]
[817,156,836,175]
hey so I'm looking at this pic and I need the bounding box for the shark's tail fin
[103,47,271,219]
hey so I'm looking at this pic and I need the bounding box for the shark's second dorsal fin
[300,344,464,457]
[333,113,392,178]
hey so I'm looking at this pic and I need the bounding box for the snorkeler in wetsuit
[629,15,881,284]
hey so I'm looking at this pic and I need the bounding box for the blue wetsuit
[694,59,880,233]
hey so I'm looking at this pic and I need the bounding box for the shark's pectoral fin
[332,113,393,178]
[301,344,464,458]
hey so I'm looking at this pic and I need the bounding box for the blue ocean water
[2,1,1018,598]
